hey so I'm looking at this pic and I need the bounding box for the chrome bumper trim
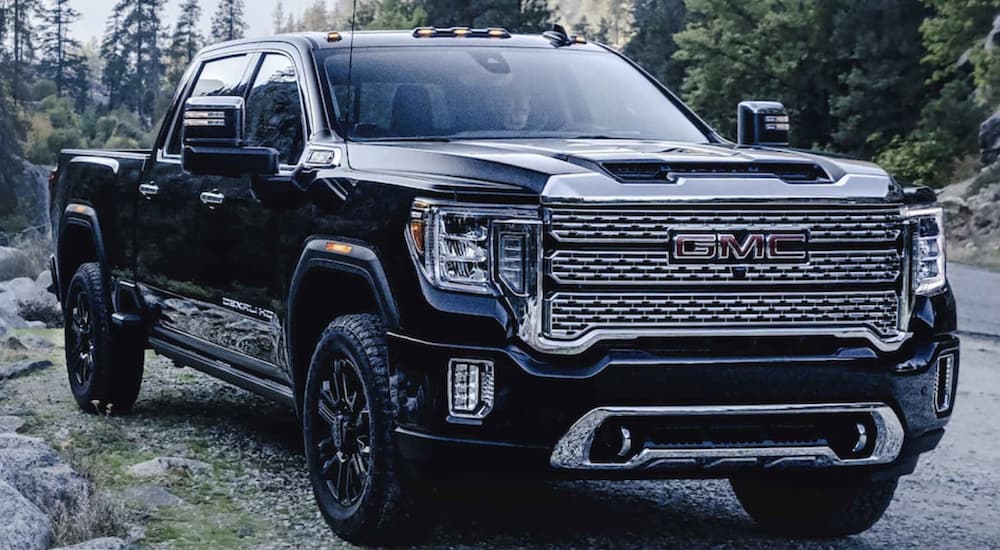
[550,403,905,471]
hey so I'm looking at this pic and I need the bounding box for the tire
[303,314,417,545]
[731,473,898,537]
[63,263,144,414]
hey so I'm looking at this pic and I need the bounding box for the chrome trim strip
[541,172,902,203]
[523,326,911,355]
[550,403,905,471]
[69,156,120,174]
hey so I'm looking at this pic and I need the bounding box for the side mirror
[181,96,279,177]
[737,100,790,147]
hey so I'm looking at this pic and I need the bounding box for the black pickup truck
[49,27,958,544]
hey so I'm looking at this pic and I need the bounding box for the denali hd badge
[670,230,808,263]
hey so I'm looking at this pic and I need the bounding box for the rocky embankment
[941,161,1000,270]
[0,335,129,550]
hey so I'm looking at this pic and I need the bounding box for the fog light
[934,354,957,415]
[448,359,494,420]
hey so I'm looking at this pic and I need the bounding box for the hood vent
[602,161,833,184]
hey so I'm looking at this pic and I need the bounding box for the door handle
[200,191,225,207]
[138,183,159,198]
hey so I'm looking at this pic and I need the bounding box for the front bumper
[388,329,959,480]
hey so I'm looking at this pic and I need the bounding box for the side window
[245,54,305,165]
[167,54,250,155]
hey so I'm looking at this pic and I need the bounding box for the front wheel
[731,473,898,537]
[303,314,417,545]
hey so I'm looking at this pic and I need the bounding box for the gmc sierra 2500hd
[49,27,959,544]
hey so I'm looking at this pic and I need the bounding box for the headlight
[905,206,946,295]
[407,200,539,295]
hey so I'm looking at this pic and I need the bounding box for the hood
[345,139,901,202]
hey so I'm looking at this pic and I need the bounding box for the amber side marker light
[325,242,353,255]
[72,205,87,214]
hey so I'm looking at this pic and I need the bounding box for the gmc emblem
[670,231,808,263]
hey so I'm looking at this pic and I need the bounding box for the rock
[0,434,91,517]
[127,456,211,478]
[981,109,1000,166]
[19,333,54,349]
[5,335,27,351]
[51,538,132,550]
[35,270,52,291]
[121,485,184,509]
[24,321,45,329]
[0,415,25,433]
[986,14,1000,51]
[0,359,53,380]
[0,479,50,550]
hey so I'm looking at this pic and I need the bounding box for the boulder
[0,415,26,433]
[120,484,185,509]
[127,456,211,478]
[0,479,50,550]
[0,433,91,517]
[5,334,28,351]
[52,538,132,550]
[0,359,54,380]
[982,109,1000,166]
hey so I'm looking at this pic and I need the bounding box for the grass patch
[0,234,51,281]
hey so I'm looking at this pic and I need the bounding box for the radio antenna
[345,0,358,145]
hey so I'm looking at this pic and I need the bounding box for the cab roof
[200,30,609,55]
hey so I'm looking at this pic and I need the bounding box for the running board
[149,336,295,408]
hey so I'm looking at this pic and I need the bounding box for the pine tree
[100,0,165,124]
[38,0,90,106]
[167,0,203,69]
[164,0,203,99]
[273,2,286,33]
[418,0,552,33]
[9,0,38,100]
[100,2,128,110]
[211,0,247,43]
[0,1,26,230]
[623,0,687,90]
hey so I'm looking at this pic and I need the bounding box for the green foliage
[623,0,687,90]
[366,0,428,30]
[920,0,997,80]
[674,0,835,145]
[417,0,553,32]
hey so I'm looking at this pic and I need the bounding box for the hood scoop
[602,161,833,184]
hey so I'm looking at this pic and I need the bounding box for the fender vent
[602,161,832,184]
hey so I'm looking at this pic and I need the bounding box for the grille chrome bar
[549,248,901,286]
[549,206,902,244]
[545,291,901,341]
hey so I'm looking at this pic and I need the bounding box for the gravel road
[1,263,998,548]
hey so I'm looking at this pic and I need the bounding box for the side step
[149,336,295,408]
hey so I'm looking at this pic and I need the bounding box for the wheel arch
[57,204,108,302]
[286,238,400,413]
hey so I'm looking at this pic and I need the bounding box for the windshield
[320,46,708,142]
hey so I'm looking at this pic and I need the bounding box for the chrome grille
[542,204,905,344]
[549,249,901,286]
[546,291,901,340]
[549,205,902,244]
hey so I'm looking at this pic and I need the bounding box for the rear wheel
[731,473,898,537]
[303,314,418,545]
[63,263,144,414]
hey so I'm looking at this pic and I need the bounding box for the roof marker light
[326,31,342,42]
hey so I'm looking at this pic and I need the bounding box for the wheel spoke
[336,454,349,502]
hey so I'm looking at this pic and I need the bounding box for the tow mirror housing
[181,96,278,177]
[737,101,790,147]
